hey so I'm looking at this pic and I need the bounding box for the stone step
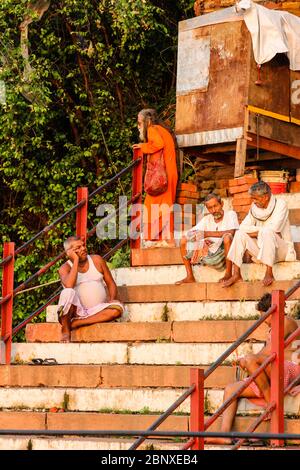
[46,300,299,323]
[0,436,292,451]
[113,260,300,287]
[0,364,235,389]
[25,320,270,343]
[118,281,300,303]
[0,387,298,416]
[0,411,298,443]
[12,342,263,365]
[131,248,300,267]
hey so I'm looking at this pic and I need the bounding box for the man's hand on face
[66,248,80,263]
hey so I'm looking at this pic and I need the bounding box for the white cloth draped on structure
[236,0,300,71]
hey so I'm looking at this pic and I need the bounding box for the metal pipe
[129,385,195,450]
[12,289,61,337]
[89,158,142,200]
[0,429,297,440]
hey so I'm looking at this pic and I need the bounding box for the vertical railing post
[130,149,143,254]
[76,187,88,243]
[190,368,204,450]
[270,290,285,447]
[1,242,15,365]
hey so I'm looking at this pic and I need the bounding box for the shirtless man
[57,236,124,342]
[205,293,300,445]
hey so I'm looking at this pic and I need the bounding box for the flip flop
[30,358,58,365]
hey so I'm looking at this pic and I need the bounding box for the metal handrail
[0,158,142,268]
[0,429,297,441]
[133,278,300,451]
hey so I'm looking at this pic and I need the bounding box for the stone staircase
[1,192,300,450]
[0,261,300,450]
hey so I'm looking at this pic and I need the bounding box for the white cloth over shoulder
[239,195,296,261]
[236,0,300,71]
[188,210,239,254]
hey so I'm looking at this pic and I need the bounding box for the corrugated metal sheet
[176,127,244,147]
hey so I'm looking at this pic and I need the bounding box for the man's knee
[260,227,276,240]
[224,382,239,397]
[111,308,122,320]
[244,354,258,370]
[223,233,233,245]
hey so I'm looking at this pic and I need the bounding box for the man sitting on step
[205,293,300,446]
[175,193,239,284]
[57,236,124,342]
[223,181,296,288]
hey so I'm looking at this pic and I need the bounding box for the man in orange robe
[133,109,178,245]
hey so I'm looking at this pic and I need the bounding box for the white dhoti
[227,227,288,268]
[58,287,124,320]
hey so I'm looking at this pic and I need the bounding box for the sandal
[30,358,58,365]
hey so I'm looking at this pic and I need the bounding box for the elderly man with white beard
[223,181,296,287]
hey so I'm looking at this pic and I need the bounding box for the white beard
[138,125,146,142]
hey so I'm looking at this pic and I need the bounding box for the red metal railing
[130,283,300,451]
[0,150,143,364]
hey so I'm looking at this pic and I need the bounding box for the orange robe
[140,124,178,241]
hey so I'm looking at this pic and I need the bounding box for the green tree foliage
[0,0,194,339]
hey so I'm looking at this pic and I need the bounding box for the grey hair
[204,193,222,204]
[63,236,81,251]
[249,181,271,197]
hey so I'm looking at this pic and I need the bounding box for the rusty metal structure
[175,5,300,177]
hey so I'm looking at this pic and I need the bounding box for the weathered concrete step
[0,436,297,450]
[116,261,300,281]
[0,412,298,444]
[118,281,300,303]
[12,342,263,365]
[25,320,270,343]
[0,364,236,389]
[0,436,184,450]
[46,300,299,323]
[0,387,298,416]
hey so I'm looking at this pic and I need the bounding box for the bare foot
[262,274,274,287]
[60,332,71,343]
[222,275,243,288]
[175,276,196,285]
[205,437,233,445]
[218,273,232,283]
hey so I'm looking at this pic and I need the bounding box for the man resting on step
[175,193,239,285]
[57,236,124,342]
[223,181,296,288]
[205,293,300,445]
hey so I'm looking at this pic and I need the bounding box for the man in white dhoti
[223,181,296,288]
[57,236,124,342]
[175,194,239,284]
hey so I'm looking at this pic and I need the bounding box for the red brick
[229,177,258,187]
[176,190,200,199]
[176,197,199,205]
[215,179,229,190]
[178,183,197,192]
[228,184,251,195]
